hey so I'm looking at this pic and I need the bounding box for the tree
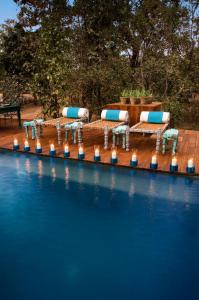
[67,0,130,114]
[14,0,72,117]
[0,20,34,103]
[1,0,197,125]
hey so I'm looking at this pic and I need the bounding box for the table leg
[73,129,77,144]
[122,134,125,149]
[25,126,29,139]
[162,137,166,154]
[32,126,36,139]
[104,126,109,150]
[77,127,82,145]
[125,127,130,151]
[112,133,116,148]
[17,108,22,128]
[56,123,62,145]
[172,138,178,155]
[156,130,161,153]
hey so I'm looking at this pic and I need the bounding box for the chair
[84,109,129,149]
[130,111,170,152]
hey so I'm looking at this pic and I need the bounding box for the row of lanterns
[13,138,195,174]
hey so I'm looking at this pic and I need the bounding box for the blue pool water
[0,150,199,300]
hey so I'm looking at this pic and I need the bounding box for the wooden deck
[0,118,199,176]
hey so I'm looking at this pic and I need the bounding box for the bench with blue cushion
[130,111,170,152]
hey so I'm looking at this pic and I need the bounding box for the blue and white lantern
[94,146,101,162]
[64,144,70,158]
[35,140,42,154]
[49,143,56,156]
[186,158,195,174]
[24,140,30,151]
[130,151,138,167]
[13,138,19,150]
[78,145,85,159]
[111,149,118,164]
[150,155,158,170]
[170,156,178,172]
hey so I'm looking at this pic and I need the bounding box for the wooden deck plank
[0,118,199,175]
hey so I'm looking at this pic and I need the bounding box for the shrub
[164,98,185,126]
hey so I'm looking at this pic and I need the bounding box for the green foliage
[0,75,25,104]
[0,21,35,104]
[121,88,152,97]
[0,0,198,125]
[164,98,185,126]
[29,19,71,117]
[121,89,130,97]
[131,89,152,97]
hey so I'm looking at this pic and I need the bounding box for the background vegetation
[0,0,198,126]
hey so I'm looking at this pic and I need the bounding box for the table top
[0,103,20,112]
[105,102,162,107]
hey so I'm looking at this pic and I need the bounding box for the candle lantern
[186,158,195,174]
[13,138,19,150]
[64,143,70,158]
[94,145,101,162]
[35,140,42,154]
[78,144,85,159]
[150,154,158,170]
[24,140,30,152]
[130,150,138,167]
[170,156,178,172]
[49,143,56,156]
[111,148,118,164]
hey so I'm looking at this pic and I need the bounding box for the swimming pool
[0,150,198,300]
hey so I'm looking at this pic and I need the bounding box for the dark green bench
[0,104,21,128]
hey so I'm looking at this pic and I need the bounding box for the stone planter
[140,96,153,104]
[120,97,129,104]
[130,96,140,105]
[130,96,136,105]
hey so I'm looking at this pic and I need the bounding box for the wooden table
[105,102,162,126]
[0,104,22,127]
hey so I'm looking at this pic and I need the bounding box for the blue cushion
[148,112,163,123]
[67,107,80,118]
[105,110,120,121]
